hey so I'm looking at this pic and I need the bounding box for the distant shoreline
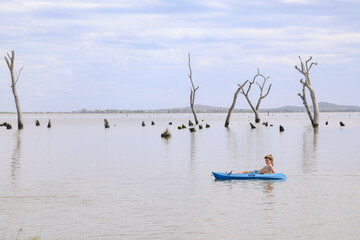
[1,102,359,114]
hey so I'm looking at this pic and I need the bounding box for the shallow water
[1,112,360,239]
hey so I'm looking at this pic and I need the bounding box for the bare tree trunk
[5,50,24,130]
[295,56,319,128]
[240,68,272,123]
[188,54,199,125]
[225,81,248,127]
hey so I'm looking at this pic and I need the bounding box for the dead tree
[295,56,319,128]
[240,68,272,123]
[224,81,248,127]
[5,50,24,129]
[188,53,199,125]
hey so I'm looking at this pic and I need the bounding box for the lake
[1,112,360,239]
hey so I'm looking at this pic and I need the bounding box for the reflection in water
[10,131,22,185]
[301,127,319,173]
[226,128,240,164]
[261,182,275,211]
[189,132,196,170]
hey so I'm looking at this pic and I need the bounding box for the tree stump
[169,122,172,125]
[279,125,284,132]
[206,123,210,128]
[104,119,110,128]
[47,119,51,128]
[189,120,193,126]
[250,123,256,129]
[340,121,345,127]
[6,123,12,129]
[199,125,203,129]
[161,129,171,138]
[142,121,145,127]
[151,121,155,125]
[35,120,40,126]
[325,121,328,125]
[189,127,196,132]
[182,124,186,129]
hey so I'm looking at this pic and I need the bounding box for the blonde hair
[265,154,274,166]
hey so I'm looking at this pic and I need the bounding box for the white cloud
[280,0,317,4]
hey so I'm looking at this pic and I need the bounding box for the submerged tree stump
[104,119,110,128]
[250,123,256,129]
[340,121,345,127]
[189,127,196,132]
[182,124,186,129]
[151,121,155,125]
[47,119,51,128]
[199,125,203,129]
[206,123,210,128]
[0,122,12,129]
[279,125,284,132]
[169,122,172,125]
[35,120,40,126]
[142,121,145,127]
[189,120,193,126]
[161,129,171,138]
[325,121,328,125]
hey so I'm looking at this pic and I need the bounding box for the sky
[1,0,360,112]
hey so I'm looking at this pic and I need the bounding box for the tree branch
[261,84,272,99]
[15,66,24,85]
[308,62,317,71]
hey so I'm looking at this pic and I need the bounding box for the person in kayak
[236,154,275,174]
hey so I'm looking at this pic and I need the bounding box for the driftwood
[188,54,199,125]
[295,56,319,128]
[4,50,24,129]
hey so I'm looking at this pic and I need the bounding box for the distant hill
[73,102,360,114]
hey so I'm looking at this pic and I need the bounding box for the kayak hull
[212,172,287,180]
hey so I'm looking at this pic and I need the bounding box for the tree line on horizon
[3,50,320,130]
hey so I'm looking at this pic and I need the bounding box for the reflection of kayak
[212,172,287,180]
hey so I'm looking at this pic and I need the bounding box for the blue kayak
[212,172,287,180]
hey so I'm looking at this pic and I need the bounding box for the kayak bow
[212,172,287,180]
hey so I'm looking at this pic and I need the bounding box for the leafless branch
[15,66,24,85]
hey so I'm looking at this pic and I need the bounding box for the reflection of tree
[226,128,239,162]
[190,132,196,170]
[10,131,22,184]
[301,127,319,173]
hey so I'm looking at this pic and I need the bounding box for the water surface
[1,112,359,239]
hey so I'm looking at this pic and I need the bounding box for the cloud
[279,0,317,4]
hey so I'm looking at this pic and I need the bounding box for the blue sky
[1,0,360,112]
